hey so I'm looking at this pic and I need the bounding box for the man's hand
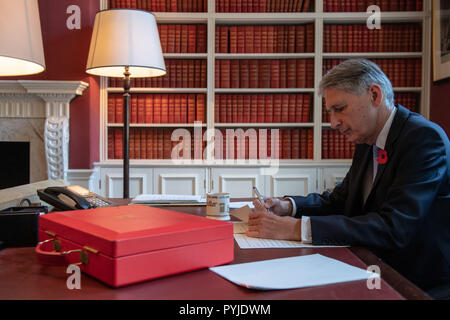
[246,199,302,241]
[254,197,293,216]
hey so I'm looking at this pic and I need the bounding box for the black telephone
[37,185,114,211]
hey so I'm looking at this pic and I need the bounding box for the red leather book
[218,94,226,122]
[108,96,115,123]
[180,94,188,123]
[161,94,169,123]
[229,26,238,53]
[243,94,251,123]
[245,26,254,53]
[201,59,207,88]
[295,0,304,12]
[173,94,181,123]
[240,59,249,88]
[270,59,280,88]
[194,60,201,88]
[170,0,177,11]
[197,26,207,49]
[322,129,329,159]
[281,94,289,122]
[291,129,300,159]
[153,94,161,123]
[282,129,291,159]
[300,129,307,158]
[237,26,245,53]
[264,94,273,123]
[145,130,152,159]
[230,59,240,88]
[295,94,303,123]
[163,129,172,159]
[338,131,345,158]
[296,59,306,88]
[287,59,296,88]
[273,94,282,123]
[305,23,314,52]
[333,130,339,159]
[306,59,314,88]
[196,93,206,123]
[182,59,189,88]
[276,25,284,53]
[215,60,220,88]
[114,129,123,159]
[257,94,265,123]
[167,24,176,53]
[108,129,115,159]
[232,94,238,122]
[261,26,268,53]
[174,24,181,53]
[230,0,237,12]
[237,95,244,123]
[215,25,220,53]
[180,24,188,52]
[188,59,195,88]
[242,0,248,12]
[254,26,261,53]
[250,94,258,123]
[267,26,275,53]
[296,25,305,52]
[279,59,287,88]
[259,60,270,88]
[249,60,259,88]
[303,94,311,122]
[158,129,165,159]
[415,59,421,87]
[227,94,233,123]
[137,95,146,123]
[220,59,231,88]
[131,95,138,123]
[307,129,313,159]
[136,129,142,159]
[288,94,296,121]
[302,0,310,12]
[219,26,228,53]
[152,129,158,159]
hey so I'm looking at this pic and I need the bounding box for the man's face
[324,87,378,145]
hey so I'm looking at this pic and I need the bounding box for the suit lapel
[364,105,410,207]
[348,143,372,213]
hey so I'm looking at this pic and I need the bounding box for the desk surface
[0,201,431,300]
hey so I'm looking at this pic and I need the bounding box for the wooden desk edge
[350,246,432,300]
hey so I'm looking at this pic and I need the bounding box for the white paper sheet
[229,201,254,209]
[234,233,348,249]
[210,254,377,290]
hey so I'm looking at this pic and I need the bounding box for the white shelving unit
[92,0,432,198]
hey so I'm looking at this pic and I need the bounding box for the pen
[252,186,270,212]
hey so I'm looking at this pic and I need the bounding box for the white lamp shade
[0,0,46,76]
[86,9,166,78]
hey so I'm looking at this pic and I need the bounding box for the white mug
[206,193,230,221]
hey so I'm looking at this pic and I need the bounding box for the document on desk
[234,233,347,249]
[209,254,377,290]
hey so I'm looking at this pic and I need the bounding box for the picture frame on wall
[433,0,450,81]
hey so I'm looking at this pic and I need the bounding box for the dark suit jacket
[289,105,450,290]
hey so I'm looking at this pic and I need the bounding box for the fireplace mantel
[0,80,89,181]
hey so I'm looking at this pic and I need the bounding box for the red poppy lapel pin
[377,149,388,165]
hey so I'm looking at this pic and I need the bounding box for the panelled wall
[92,0,431,198]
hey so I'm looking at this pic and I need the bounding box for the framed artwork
[433,0,450,81]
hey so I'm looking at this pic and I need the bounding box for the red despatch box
[36,205,234,287]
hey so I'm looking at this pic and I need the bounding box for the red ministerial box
[36,205,234,287]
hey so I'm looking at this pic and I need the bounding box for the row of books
[107,94,206,124]
[322,130,355,159]
[323,0,423,12]
[215,59,315,88]
[108,60,207,88]
[215,24,315,54]
[323,59,422,88]
[108,127,314,160]
[158,24,207,53]
[215,0,312,12]
[323,24,422,53]
[322,93,419,123]
[109,0,208,12]
[215,94,312,123]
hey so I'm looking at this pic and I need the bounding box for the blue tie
[373,145,379,182]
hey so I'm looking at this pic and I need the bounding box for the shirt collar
[375,107,397,150]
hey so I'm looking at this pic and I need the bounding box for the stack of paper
[210,254,377,290]
[131,194,206,204]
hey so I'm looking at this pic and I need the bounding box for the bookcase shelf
[99,0,431,166]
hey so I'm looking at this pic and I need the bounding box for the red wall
[5,0,101,169]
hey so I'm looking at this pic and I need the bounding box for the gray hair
[319,59,395,107]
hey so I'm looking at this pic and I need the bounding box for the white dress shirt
[290,107,397,244]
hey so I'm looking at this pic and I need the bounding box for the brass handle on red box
[35,238,89,267]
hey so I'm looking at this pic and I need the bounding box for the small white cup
[206,193,230,221]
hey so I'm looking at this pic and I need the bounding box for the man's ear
[369,84,383,107]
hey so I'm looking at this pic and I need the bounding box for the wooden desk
[0,201,431,300]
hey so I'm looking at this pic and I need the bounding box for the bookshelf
[94,0,431,198]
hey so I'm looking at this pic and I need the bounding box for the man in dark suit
[247,59,450,299]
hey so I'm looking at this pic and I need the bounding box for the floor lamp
[0,0,46,76]
[86,9,166,199]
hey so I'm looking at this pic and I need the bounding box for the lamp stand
[123,66,131,199]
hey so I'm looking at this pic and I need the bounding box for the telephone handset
[37,185,114,211]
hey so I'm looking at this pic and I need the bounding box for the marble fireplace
[0,80,89,184]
